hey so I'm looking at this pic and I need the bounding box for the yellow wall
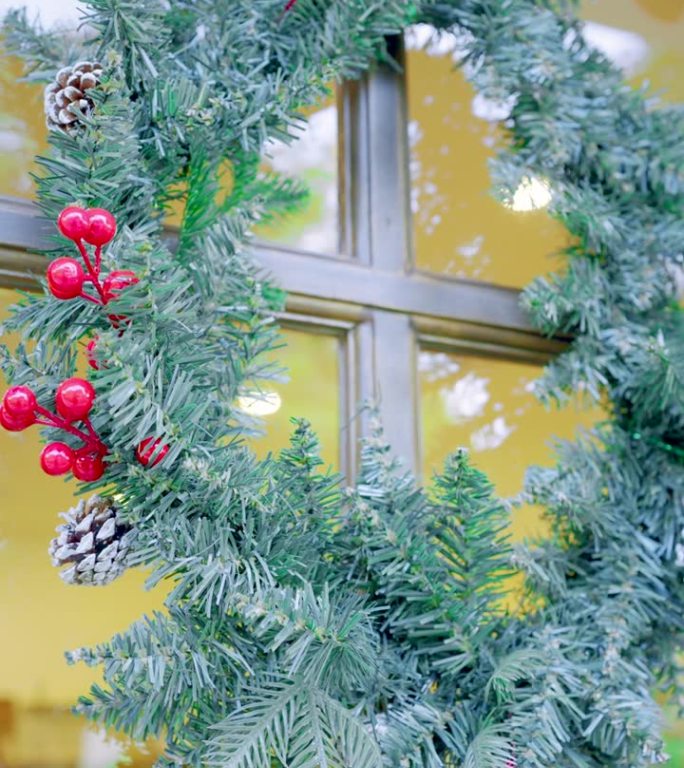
[0,289,167,707]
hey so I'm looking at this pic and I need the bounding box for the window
[1,1,683,763]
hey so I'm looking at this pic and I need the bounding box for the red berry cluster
[1,207,172,478]
[0,380,107,480]
[1,380,171,476]
[47,206,138,312]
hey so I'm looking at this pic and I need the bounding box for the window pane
[418,348,600,541]
[164,90,340,249]
[255,90,341,257]
[418,349,683,754]
[0,287,164,767]
[0,1,83,200]
[0,55,48,200]
[406,31,568,289]
[406,5,684,288]
[582,0,684,103]
[0,290,341,765]
[245,326,341,469]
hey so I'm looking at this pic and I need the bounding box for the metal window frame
[0,37,564,478]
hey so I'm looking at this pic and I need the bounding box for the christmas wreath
[1,1,683,766]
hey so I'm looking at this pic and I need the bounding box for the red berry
[72,450,106,481]
[86,337,99,370]
[84,208,117,246]
[0,403,35,432]
[103,269,139,302]
[40,441,75,476]
[55,377,96,421]
[57,206,90,241]
[47,257,85,300]
[3,385,37,419]
[136,437,170,467]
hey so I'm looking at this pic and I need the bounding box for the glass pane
[0,1,83,200]
[418,349,600,541]
[164,90,340,252]
[406,4,684,288]
[406,32,569,289]
[243,327,341,469]
[0,54,48,199]
[0,287,164,767]
[582,0,684,103]
[256,89,340,256]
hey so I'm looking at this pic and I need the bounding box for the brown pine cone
[48,495,135,586]
[44,60,103,133]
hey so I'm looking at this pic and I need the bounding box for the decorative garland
[1,1,682,766]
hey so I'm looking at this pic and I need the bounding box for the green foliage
[209,677,384,768]
[1,0,683,766]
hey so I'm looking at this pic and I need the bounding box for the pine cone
[44,60,103,133]
[48,495,134,586]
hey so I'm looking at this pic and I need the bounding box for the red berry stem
[3,379,109,479]
[78,290,101,304]
[278,0,298,22]
[75,239,96,278]
[75,239,108,303]
[34,418,58,427]
[34,404,61,423]
[82,416,102,445]
[35,404,84,437]
[50,209,135,318]
[34,404,103,452]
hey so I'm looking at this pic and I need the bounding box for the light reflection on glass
[505,177,552,213]
[579,21,651,77]
[0,0,84,28]
[256,92,340,256]
[237,390,282,417]
[582,0,684,102]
